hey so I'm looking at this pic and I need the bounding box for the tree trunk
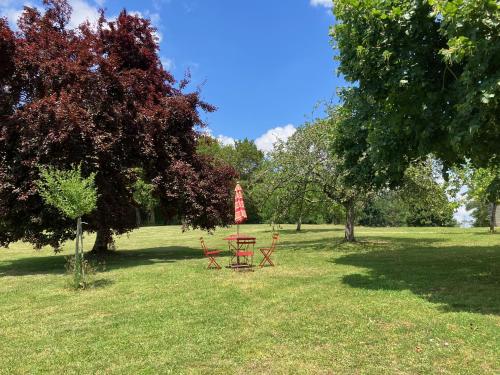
[75,217,80,264]
[344,202,355,242]
[78,217,84,279]
[91,227,113,254]
[296,215,302,232]
[296,184,306,232]
[149,208,156,225]
[490,201,497,233]
[135,207,141,227]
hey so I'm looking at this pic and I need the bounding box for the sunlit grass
[1,225,499,374]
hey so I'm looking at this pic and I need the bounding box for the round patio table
[223,234,256,269]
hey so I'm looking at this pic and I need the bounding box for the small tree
[37,165,97,286]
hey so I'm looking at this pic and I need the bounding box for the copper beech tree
[0,0,237,253]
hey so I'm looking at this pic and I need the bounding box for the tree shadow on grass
[278,227,344,235]
[472,231,500,236]
[283,234,448,254]
[0,246,204,277]
[91,278,115,288]
[334,244,500,315]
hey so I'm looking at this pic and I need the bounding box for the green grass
[1,225,499,374]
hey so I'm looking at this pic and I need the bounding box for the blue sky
[1,0,341,151]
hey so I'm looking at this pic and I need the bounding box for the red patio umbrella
[234,183,247,234]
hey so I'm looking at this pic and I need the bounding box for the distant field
[1,225,499,374]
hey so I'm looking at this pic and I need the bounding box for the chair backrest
[270,233,279,250]
[200,237,208,255]
[236,238,256,246]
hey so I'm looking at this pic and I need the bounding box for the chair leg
[259,250,274,267]
[207,256,221,269]
[259,251,266,267]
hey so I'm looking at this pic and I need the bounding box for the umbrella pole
[236,224,240,266]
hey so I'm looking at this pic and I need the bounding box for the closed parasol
[234,183,247,233]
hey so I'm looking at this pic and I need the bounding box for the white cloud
[217,135,235,146]
[68,0,100,28]
[0,0,30,28]
[129,10,160,25]
[161,57,175,71]
[0,0,101,30]
[1,1,161,33]
[255,124,296,153]
[1,6,24,27]
[154,30,163,42]
[198,124,297,153]
[310,0,332,7]
[200,128,235,146]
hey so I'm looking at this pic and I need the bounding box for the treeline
[196,131,458,230]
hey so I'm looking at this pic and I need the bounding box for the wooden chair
[259,233,279,267]
[200,237,222,270]
[232,238,255,269]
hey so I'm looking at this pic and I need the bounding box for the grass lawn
[0,224,499,374]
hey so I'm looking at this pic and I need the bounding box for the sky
[0,0,473,225]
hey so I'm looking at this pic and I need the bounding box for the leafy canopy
[331,0,499,183]
[360,160,457,227]
[467,167,500,204]
[37,165,97,220]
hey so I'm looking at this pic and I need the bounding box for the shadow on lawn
[284,234,448,253]
[278,227,344,235]
[472,231,500,236]
[0,246,203,277]
[334,244,500,315]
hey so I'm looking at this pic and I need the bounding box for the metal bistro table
[224,234,256,270]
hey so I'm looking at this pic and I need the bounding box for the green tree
[37,165,97,287]
[230,139,265,181]
[466,200,491,228]
[400,162,457,227]
[360,161,457,227]
[132,174,159,226]
[197,136,264,180]
[360,190,409,227]
[198,136,264,223]
[258,114,374,241]
[197,136,233,167]
[465,166,500,232]
[254,128,327,231]
[331,0,499,184]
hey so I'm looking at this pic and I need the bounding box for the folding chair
[200,237,222,270]
[232,238,255,269]
[259,233,279,267]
